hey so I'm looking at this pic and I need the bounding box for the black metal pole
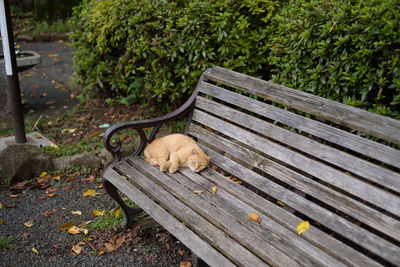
[1,0,26,143]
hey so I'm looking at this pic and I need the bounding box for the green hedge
[70,0,400,118]
[69,0,278,110]
[268,0,400,118]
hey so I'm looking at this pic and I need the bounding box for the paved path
[18,41,78,116]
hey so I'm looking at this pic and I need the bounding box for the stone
[0,144,53,184]
[51,151,101,170]
[99,146,136,168]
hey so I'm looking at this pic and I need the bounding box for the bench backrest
[188,67,400,266]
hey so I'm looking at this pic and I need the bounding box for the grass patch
[89,210,123,231]
[0,236,14,249]
[89,200,136,230]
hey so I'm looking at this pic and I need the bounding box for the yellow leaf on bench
[297,221,310,235]
[248,213,261,223]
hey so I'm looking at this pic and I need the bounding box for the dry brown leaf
[24,220,35,228]
[10,194,19,198]
[180,261,192,267]
[67,225,81,235]
[193,190,203,194]
[98,251,105,256]
[248,213,261,224]
[105,242,117,252]
[52,175,61,181]
[83,189,102,197]
[43,209,57,217]
[47,193,55,198]
[178,249,185,256]
[71,210,82,215]
[71,244,82,254]
[32,247,39,254]
[59,221,76,231]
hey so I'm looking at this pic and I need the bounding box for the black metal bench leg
[192,251,208,267]
[102,178,143,228]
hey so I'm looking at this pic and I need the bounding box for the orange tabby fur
[144,134,211,173]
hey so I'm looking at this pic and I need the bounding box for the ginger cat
[144,134,211,173]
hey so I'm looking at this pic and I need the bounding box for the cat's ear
[192,148,197,155]
[206,155,212,162]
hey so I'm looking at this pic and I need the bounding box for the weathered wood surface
[124,157,301,266]
[195,95,400,193]
[103,167,234,267]
[203,67,400,145]
[190,124,400,243]
[179,166,380,267]
[191,109,400,217]
[198,81,400,168]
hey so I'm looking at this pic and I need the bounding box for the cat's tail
[144,147,158,166]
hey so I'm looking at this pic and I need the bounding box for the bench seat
[103,67,400,266]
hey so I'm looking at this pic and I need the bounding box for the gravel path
[0,176,191,266]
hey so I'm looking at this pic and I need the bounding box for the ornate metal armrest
[103,75,203,161]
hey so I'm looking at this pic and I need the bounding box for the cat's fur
[144,134,211,173]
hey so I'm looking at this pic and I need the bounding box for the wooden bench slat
[125,157,302,267]
[168,169,346,267]
[192,109,400,216]
[203,67,400,145]
[200,146,400,265]
[198,81,400,168]
[190,124,400,243]
[181,166,380,267]
[103,167,234,267]
[196,95,400,193]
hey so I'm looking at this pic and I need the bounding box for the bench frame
[102,67,400,266]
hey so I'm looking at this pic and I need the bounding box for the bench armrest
[103,75,204,160]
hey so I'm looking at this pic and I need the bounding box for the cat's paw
[169,166,178,173]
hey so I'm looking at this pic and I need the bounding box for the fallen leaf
[47,193,55,197]
[43,209,57,217]
[0,203,2,208]
[178,249,185,256]
[52,175,61,181]
[276,201,285,207]
[62,185,72,191]
[180,261,192,267]
[212,186,217,195]
[71,210,82,215]
[24,220,35,228]
[83,189,102,197]
[32,247,39,254]
[93,209,106,217]
[297,221,310,235]
[21,232,31,238]
[38,175,52,183]
[248,213,261,224]
[0,219,4,224]
[71,244,82,254]
[50,144,59,150]
[40,172,48,177]
[59,221,76,231]
[87,175,95,183]
[89,131,101,137]
[98,184,103,189]
[114,209,122,219]
[105,242,117,252]
[83,228,89,235]
[10,194,19,198]
[34,134,42,139]
[68,226,81,235]
[98,251,105,256]
[193,190,203,194]
[46,187,59,193]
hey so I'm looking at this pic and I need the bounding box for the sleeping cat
[144,134,211,173]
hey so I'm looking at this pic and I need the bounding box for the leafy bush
[268,0,400,118]
[69,0,278,110]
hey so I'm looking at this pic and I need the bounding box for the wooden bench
[102,67,400,266]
